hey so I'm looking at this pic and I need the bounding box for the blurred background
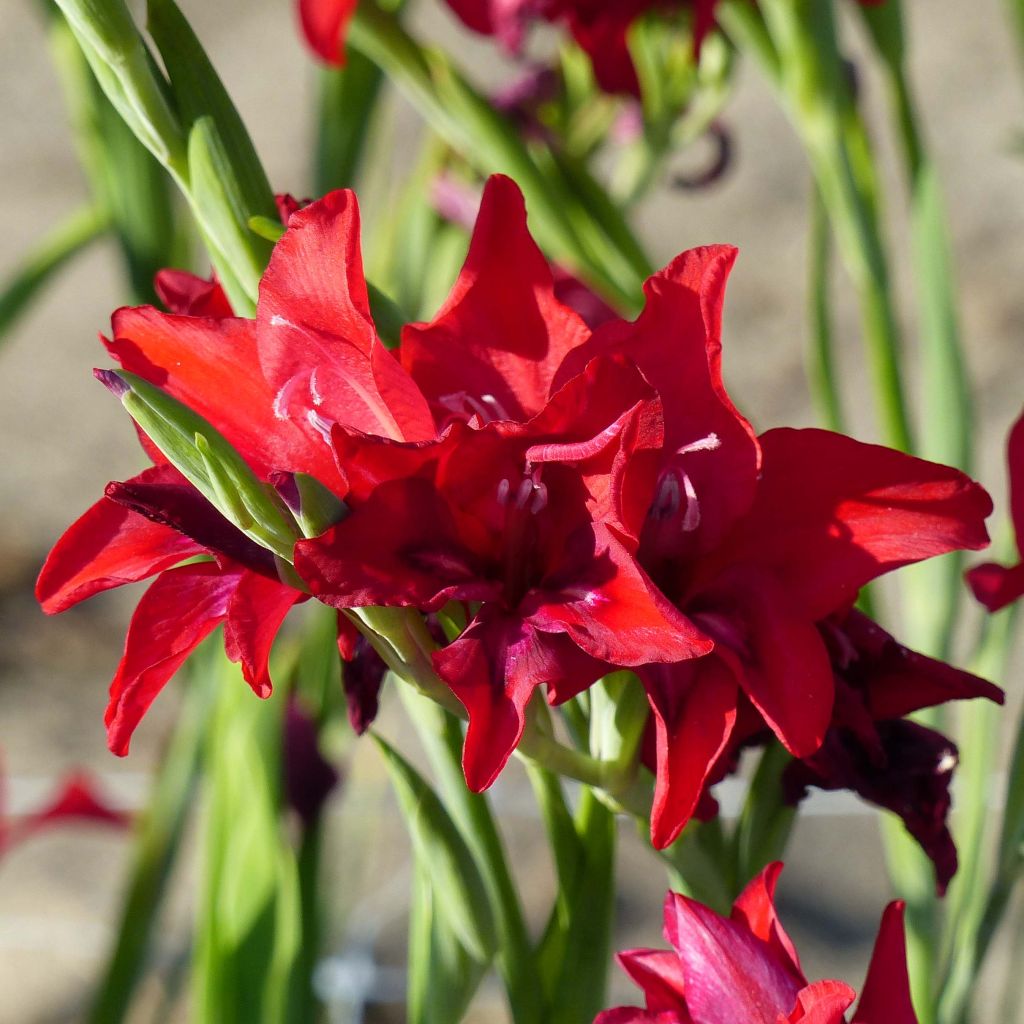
[2,0,1023,1020]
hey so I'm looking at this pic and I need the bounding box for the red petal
[616,948,688,1012]
[722,428,992,620]
[852,902,919,1024]
[662,890,803,1024]
[294,476,497,611]
[297,0,358,65]
[108,307,340,487]
[966,560,1024,612]
[528,525,712,669]
[37,469,204,614]
[403,175,590,424]
[223,571,303,698]
[786,980,857,1024]
[695,567,833,757]
[523,354,664,543]
[593,1011,680,1024]
[731,863,804,983]
[643,656,738,849]
[153,269,232,318]
[833,610,1003,720]
[434,611,602,791]
[257,189,434,442]
[104,564,240,755]
[558,245,760,552]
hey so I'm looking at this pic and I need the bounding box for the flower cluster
[598,862,919,1024]
[38,174,996,859]
[299,0,882,95]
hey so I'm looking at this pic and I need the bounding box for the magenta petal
[786,980,857,1024]
[663,891,803,1024]
[617,948,688,1012]
[731,863,804,984]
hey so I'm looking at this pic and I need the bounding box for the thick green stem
[87,662,214,1024]
[397,686,543,1024]
[723,0,914,454]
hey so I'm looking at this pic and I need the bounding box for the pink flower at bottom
[597,863,918,1024]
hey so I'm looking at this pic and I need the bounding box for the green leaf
[110,370,299,559]
[0,204,108,344]
[146,0,275,219]
[535,788,616,1024]
[186,116,273,311]
[733,740,796,886]
[408,863,488,1024]
[373,734,498,963]
[192,657,304,1024]
[87,647,217,1024]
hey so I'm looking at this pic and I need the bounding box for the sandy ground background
[2,0,1023,1020]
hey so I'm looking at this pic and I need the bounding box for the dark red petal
[341,635,388,735]
[559,245,760,551]
[852,902,919,1024]
[722,428,992,620]
[562,5,642,95]
[294,476,497,611]
[37,471,205,615]
[731,863,804,984]
[784,721,960,895]
[1005,408,1024,552]
[966,560,1024,612]
[257,189,434,442]
[104,564,240,756]
[108,306,340,487]
[153,269,232,318]
[402,175,590,424]
[662,890,804,1024]
[830,610,1003,720]
[283,700,339,826]
[529,525,712,670]
[223,571,302,698]
[642,655,739,849]
[695,568,834,758]
[616,948,688,1012]
[786,980,857,1024]
[106,463,277,578]
[297,0,358,65]
[434,612,600,791]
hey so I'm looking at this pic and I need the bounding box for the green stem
[0,204,109,342]
[723,0,914,454]
[87,662,214,1024]
[397,686,543,1024]
[346,0,649,309]
[938,604,1022,1023]
[806,183,845,433]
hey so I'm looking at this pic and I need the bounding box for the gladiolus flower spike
[39,176,993,864]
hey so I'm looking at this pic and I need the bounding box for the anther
[497,478,512,506]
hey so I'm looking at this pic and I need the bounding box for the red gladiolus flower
[783,610,1003,894]
[596,862,919,1024]
[37,187,437,754]
[967,408,1024,611]
[546,244,992,849]
[297,0,359,65]
[295,355,710,790]
[0,767,127,855]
